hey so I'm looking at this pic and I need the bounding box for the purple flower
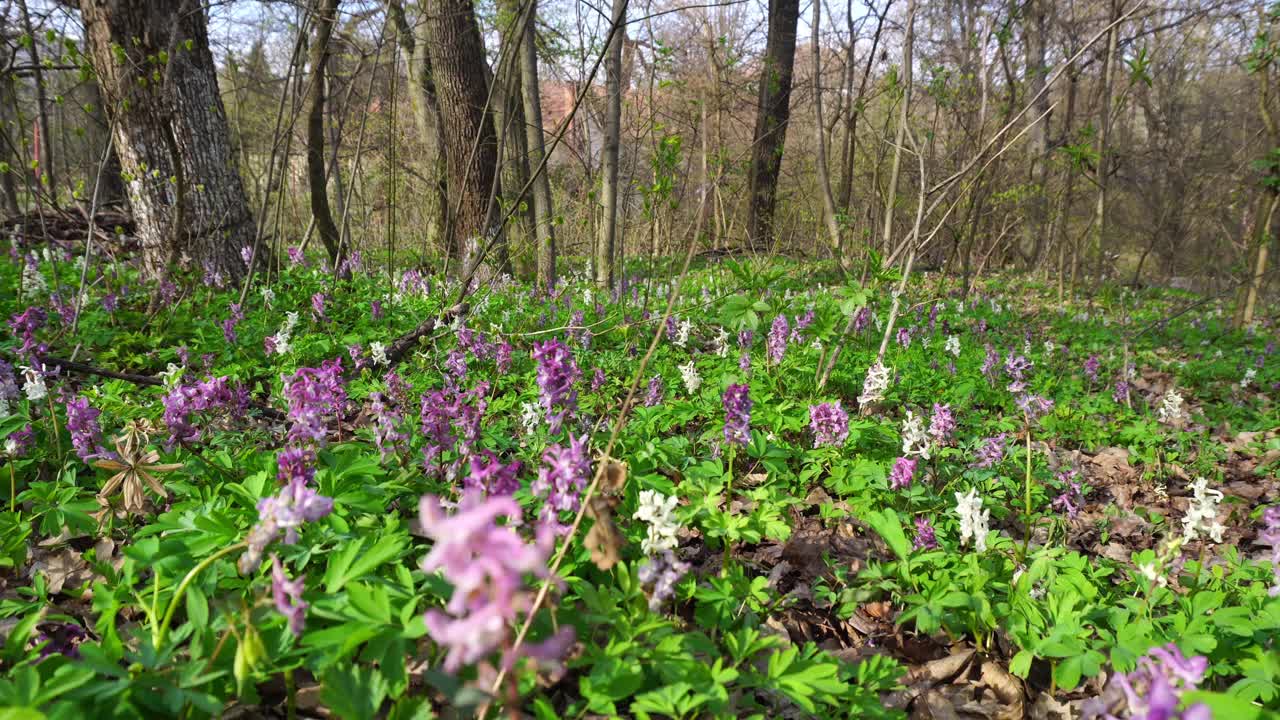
[240,472,334,574]
[464,451,522,497]
[853,307,870,333]
[1052,469,1084,519]
[368,392,407,460]
[5,424,34,456]
[1261,506,1280,597]
[9,306,46,361]
[722,384,752,447]
[1016,393,1055,421]
[1113,379,1131,404]
[65,395,103,462]
[591,367,606,393]
[496,341,513,374]
[1098,644,1210,720]
[928,403,955,445]
[532,340,581,435]
[767,315,789,365]
[161,375,242,448]
[287,246,305,266]
[809,401,849,448]
[271,555,309,637]
[418,492,565,672]
[665,316,678,342]
[311,292,326,321]
[644,375,663,407]
[1004,353,1033,392]
[739,352,751,375]
[981,345,1000,383]
[282,359,347,447]
[33,622,88,660]
[896,327,911,348]
[445,349,468,380]
[371,300,383,322]
[533,435,591,534]
[241,245,254,266]
[101,293,118,313]
[1084,355,1101,383]
[972,433,1007,469]
[889,457,917,490]
[912,517,938,550]
[638,550,690,611]
[738,329,754,349]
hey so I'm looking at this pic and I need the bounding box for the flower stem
[154,541,248,648]
[1020,413,1034,563]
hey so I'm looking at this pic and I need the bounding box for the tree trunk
[386,0,450,256]
[745,0,801,251]
[811,0,844,266]
[521,0,557,291]
[1091,0,1120,285]
[494,0,534,250]
[421,0,502,275]
[306,0,342,266]
[596,0,628,289]
[78,0,256,285]
[18,0,55,200]
[877,0,915,265]
[1022,0,1051,267]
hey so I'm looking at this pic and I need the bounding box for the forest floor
[0,254,1278,719]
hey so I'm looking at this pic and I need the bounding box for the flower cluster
[634,490,680,555]
[808,401,849,448]
[419,382,488,478]
[282,359,347,446]
[1084,355,1101,382]
[857,361,891,407]
[463,451,522,497]
[1260,506,1280,597]
[928,403,955,445]
[420,493,574,674]
[1051,468,1085,519]
[972,433,1007,468]
[900,410,931,459]
[889,457,917,490]
[0,360,20,418]
[239,472,334,574]
[533,434,591,534]
[264,311,300,355]
[1088,644,1210,720]
[944,335,961,357]
[367,392,407,460]
[912,517,938,550]
[767,314,789,365]
[954,487,990,552]
[644,375,664,407]
[222,303,245,344]
[679,360,701,395]
[1004,354,1033,392]
[1156,389,1184,424]
[271,555,309,637]
[722,384,752,447]
[65,395,104,462]
[161,375,243,448]
[9,306,47,361]
[1181,477,1224,544]
[532,340,581,434]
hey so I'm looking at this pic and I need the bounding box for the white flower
[634,490,680,555]
[22,261,47,295]
[159,363,184,388]
[1137,562,1168,588]
[944,335,961,357]
[260,286,275,307]
[1155,388,1184,424]
[673,318,693,348]
[921,335,931,349]
[712,327,730,356]
[272,333,292,355]
[433,317,446,331]
[901,410,931,459]
[520,401,541,434]
[678,360,701,395]
[954,488,990,552]
[1181,477,1225,544]
[1241,368,1257,389]
[810,337,823,351]
[1043,340,1055,354]
[955,301,966,314]
[370,342,389,366]
[1022,339,1032,356]
[283,311,300,333]
[20,365,46,401]
[858,361,891,406]
[3,438,16,456]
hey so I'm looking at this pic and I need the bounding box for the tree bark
[521,0,557,291]
[1091,0,1120,285]
[78,0,256,285]
[1022,0,1051,267]
[811,0,844,266]
[305,0,343,266]
[421,0,502,275]
[596,0,627,289]
[877,0,915,265]
[386,0,450,256]
[745,0,801,251]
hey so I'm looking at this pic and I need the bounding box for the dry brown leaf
[582,458,628,571]
[979,661,1024,720]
